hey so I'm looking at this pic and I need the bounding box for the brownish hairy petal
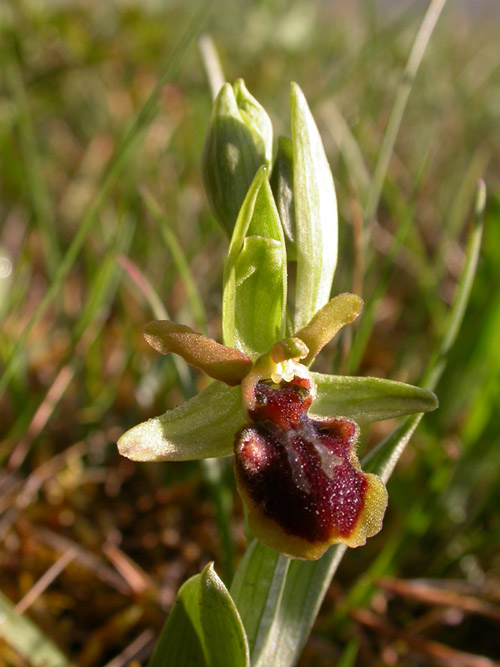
[234,375,387,560]
[294,293,363,365]
[144,320,252,386]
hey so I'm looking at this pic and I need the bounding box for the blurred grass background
[1,0,499,665]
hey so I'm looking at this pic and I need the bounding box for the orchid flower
[117,81,437,561]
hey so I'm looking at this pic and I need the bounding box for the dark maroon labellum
[234,374,387,559]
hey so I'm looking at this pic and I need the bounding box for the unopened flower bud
[202,81,271,237]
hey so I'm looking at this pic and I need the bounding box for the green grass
[1,0,499,664]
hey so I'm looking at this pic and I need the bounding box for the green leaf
[149,562,249,667]
[233,78,273,167]
[143,320,251,386]
[290,82,338,329]
[251,545,347,667]
[230,541,289,664]
[117,381,245,461]
[295,293,363,365]
[223,166,287,358]
[270,136,296,259]
[0,589,70,667]
[311,373,438,424]
[201,82,263,237]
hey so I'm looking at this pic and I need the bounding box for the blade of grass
[2,55,61,275]
[4,219,135,468]
[363,0,448,229]
[0,0,212,400]
[318,100,371,202]
[116,254,194,397]
[140,187,208,334]
[199,33,225,101]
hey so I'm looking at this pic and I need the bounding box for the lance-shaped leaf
[149,562,249,667]
[118,382,245,462]
[144,320,252,386]
[291,82,338,329]
[311,373,438,424]
[270,136,296,259]
[223,166,287,358]
[202,82,262,237]
[295,293,363,365]
[233,78,273,167]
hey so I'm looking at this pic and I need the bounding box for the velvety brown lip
[234,377,369,543]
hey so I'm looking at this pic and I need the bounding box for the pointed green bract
[233,78,273,167]
[201,82,265,237]
[295,293,363,365]
[118,382,245,461]
[291,82,338,329]
[223,166,287,358]
[311,373,438,424]
[144,320,251,386]
[149,563,249,667]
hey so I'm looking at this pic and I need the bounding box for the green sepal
[294,293,363,365]
[270,136,296,259]
[233,78,273,167]
[311,373,438,424]
[223,166,287,358]
[117,382,245,461]
[149,562,249,667]
[143,320,252,386]
[202,82,262,237]
[290,82,338,329]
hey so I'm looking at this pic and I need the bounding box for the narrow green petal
[294,293,363,365]
[311,373,438,424]
[144,320,251,386]
[118,382,245,461]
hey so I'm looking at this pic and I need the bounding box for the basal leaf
[149,563,249,667]
[230,541,289,663]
